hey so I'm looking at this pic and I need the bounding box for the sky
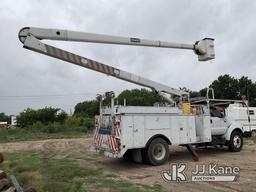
[0,0,256,115]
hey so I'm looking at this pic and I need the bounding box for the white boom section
[19,27,215,61]
[19,27,194,49]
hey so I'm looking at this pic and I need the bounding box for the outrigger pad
[186,144,199,161]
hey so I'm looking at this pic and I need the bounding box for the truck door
[247,108,255,133]
[210,107,229,135]
[248,109,256,135]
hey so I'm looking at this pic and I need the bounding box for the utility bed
[94,105,211,158]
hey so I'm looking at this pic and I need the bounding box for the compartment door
[178,116,189,144]
[133,116,145,148]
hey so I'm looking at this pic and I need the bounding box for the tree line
[189,74,256,106]
[0,74,255,132]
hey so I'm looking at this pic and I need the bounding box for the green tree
[117,88,162,106]
[0,112,10,124]
[199,88,208,98]
[74,100,99,117]
[238,76,256,106]
[209,74,239,99]
[56,110,68,123]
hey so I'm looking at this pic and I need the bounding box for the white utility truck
[19,27,250,165]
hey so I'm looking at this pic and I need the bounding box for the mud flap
[132,149,143,163]
[186,144,199,161]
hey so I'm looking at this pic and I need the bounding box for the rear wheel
[228,131,243,152]
[144,138,169,165]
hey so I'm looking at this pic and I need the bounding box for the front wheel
[228,131,243,152]
[144,138,169,165]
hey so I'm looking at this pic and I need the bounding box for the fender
[145,134,172,148]
[223,122,244,140]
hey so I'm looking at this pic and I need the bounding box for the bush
[25,121,66,133]
[65,116,83,127]
[15,115,94,134]
[64,116,94,133]
[26,121,45,131]
[81,117,94,131]
[42,122,64,133]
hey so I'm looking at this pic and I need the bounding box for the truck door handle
[133,129,138,132]
[210,119,213,124]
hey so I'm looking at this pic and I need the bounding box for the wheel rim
[152,143,166,161]
[233,135,241,149]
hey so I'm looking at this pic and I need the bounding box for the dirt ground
[0,138,255,192]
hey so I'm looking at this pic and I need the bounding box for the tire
[144,138,169,166]
[228,131,243,152]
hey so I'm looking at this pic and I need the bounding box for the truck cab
[192,97,254,152]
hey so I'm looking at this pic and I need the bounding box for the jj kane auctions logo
[162,163,240,182]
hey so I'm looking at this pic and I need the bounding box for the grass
[247,135,256,144]
[0,128,90,143]
[0,151,164,192]
[244,134,256,146]
[251,134,256,143]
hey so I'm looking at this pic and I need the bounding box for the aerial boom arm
[19,27,193,49]
[18,27,215,103]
